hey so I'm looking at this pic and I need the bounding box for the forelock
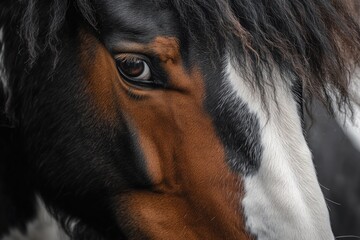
[2,0,360,113]
[17,0,96,67]
[170,0,360,113]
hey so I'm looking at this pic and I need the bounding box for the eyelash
[115,53,167,89]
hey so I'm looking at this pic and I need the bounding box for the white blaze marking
[225,59,334,239]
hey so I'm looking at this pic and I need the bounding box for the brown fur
[81,31,253,239]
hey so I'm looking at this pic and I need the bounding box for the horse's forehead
[98,0,178,46]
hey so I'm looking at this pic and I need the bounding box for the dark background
[307,102,360,237]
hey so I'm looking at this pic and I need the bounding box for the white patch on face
[225,59,334,239]
[2,196,69,240]
[334,68,360,151]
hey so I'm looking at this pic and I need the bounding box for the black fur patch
[193,48,263,175]
[1,0,360,239]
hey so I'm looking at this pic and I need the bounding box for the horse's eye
[116,54,152,85]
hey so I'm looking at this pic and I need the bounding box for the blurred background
[307,101,360,237]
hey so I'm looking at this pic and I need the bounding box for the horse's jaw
[225,60,334,239]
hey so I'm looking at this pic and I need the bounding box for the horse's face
[15,0,333,239]
[78,2,251,238]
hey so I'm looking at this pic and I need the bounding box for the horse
[0,0,360,239]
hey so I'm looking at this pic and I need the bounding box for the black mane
[1,0,360,238]
[1,0,360,113]
[170,0,360,113]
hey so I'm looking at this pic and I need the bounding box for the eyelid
[115,53,150,62]
[114,52,168,89]
[116,55,150,78]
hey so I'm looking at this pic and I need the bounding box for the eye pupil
[115,54,155,87]
[118,59,145,78]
